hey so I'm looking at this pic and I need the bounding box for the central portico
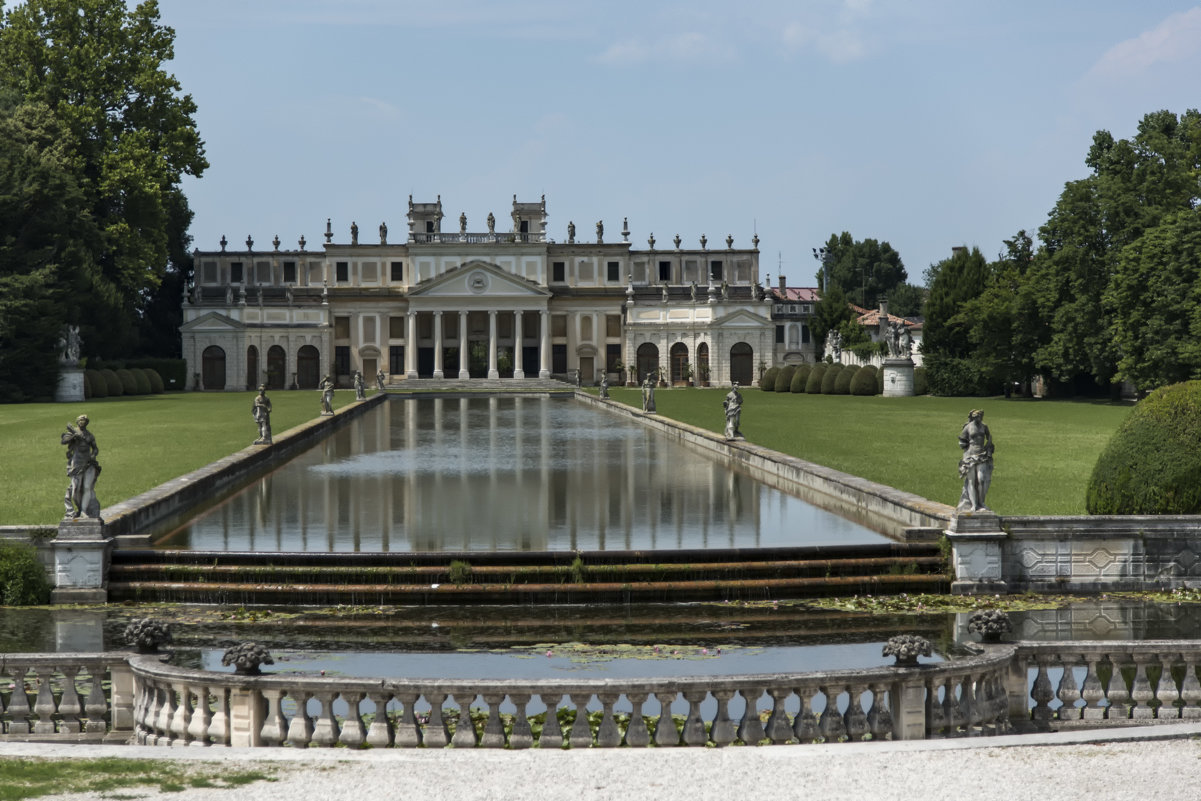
[404,260,552,379]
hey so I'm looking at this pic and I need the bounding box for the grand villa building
[181,195,813,390]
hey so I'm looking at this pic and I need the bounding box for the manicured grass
[0,389,371,525]
[0,757,275,800]
[600,387,1132,515]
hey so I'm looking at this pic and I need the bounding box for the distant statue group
[886,320,913,359]
[61,415,101,519]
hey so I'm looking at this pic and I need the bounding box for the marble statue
[319,375,335,415]
[252,385,272,444]
[721,280,729,301]
[887,320,912,359]
[376,368,386,390]
[379,221,388,245]
[641,374,656,413]
[828,330,842,361]
[596,220,603,243]
[567,220,575,243]
[957,409,994,512]
[59,325,81,365]
[574,369,582,389]
[353,370,366,400]
[61,414,101,518]
[690,281,697,302]
[350,221,359,245]
[599,372,609,399]
[487,212,496,234]
[723,382,744,440]
[459,212,467,233]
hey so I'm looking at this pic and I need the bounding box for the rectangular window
[552,344,567,374]
[551,315,567,338]
[336,261,349,283]
[283,261,297,283]
[334,316,351,340]
[230,262,244,284]
[607,261,620,282]
[801,324,811,344]
[389,316,405,339]
[334,346,351,376]
[606,315,621,338]
[498,314,512,339]
[776,325,785,344]
[606,344,621,372]
[552,261,565,283]
[659,261,671,282]
[523,313,539,339]
[444,314,458,340]
[363,317,377,344]
[418,314,432,339]
[390,261,404,282]
[202,262,218,283]
[710,260,723,281]
[389,346,404,373]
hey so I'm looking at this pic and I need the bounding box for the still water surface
[158,397,883,552]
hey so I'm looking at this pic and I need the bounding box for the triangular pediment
[409,261,550,299]
[711,308,773,328]
[180,311,245,332]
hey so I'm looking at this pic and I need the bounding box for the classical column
[513,310,525,379]
[487,310,499,379]
[432,311,444,379]
[458,310,470,380]
[539,309,551,378]
[405,310,417,379]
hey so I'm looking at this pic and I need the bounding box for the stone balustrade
[0,653,134,741]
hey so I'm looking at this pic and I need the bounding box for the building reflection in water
[164,397,883,552]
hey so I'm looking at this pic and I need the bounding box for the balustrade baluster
[1080,657,1106,720]
[1156,654,1181,720]
[736,688,765,745]
[1106,654,1132,719]
[924,677,944,737]
[138,679,157,744]
[155,683,176,744]
[5,667,31,734]
[207,686,230,746]
[945,677,967,736]
[284,690,312,747]
[681,690,707,746]
[366,692,394,747]
[426,693,451,748]
[538,693,563,749]
[568,693,593,749]
[596,693,621,748]
[960,675,979,736]
[764,688,793,743]
[188,686,210,746]
[310,692,340,747]
[32,668,56,735]
[56,667,82,734]
[481,693,507,748]
[259,689,288,746]
[866,684,892,740]
[450,694,478,748]
[339,692,367,748]
[653,691,679,746]
[843,685,869,741]
[623,693,649,747]
[818,686,846,742]
[84,670,108,734]
[1029,660,1054,729]
[392,693,422,748]
[793,688,819,743]
[1180,658,1201,719]
[1055,655,1081,720]
[169,682,192,745]
[710,690,736,746]
[507,694,532,749]
[1129,654,1155,719]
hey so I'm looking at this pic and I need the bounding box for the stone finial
[673,234,681,250]
[245,235,254,251]
[324,218,333,244]
[221,642,274,675]
[883,635,932,667]
[272,234,280,251]
[967,609,1012,643]
[622,217,630,242]
[726,235,733,249]
[700,234,708,250]
[124,619,172,654]
[648,232,656,250]
[753,233,760,249]
[298,234,306,251]
[219,235,227,252]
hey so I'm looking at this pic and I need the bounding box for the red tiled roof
[771,287,820,302]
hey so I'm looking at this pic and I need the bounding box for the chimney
[778,274,786,291]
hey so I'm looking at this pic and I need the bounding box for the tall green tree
[957,231,1041,389]
[921,246,991,394]
[0,0,206,359]
[815,232,908,309]
[810,282,854,360]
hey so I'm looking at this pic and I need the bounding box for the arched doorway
[297,345,320,389]
[202,346,226,390]
[697,343,710,386]
[246,345,258,390]
[730,342,754,386]
[267,345,286,389]
[636,343,659,383]
[669,342,690,385]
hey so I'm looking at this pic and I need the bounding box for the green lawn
[599,387,1132,515]
[0,389,370,525]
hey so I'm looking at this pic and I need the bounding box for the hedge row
[758,363,929,396]
[84,367,166,399]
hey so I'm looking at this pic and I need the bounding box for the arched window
[729,342,754,386]
[267,345,287,389]
[697,343,710,385]
[669,342,690,385]
[636,343,660,383]
[297,345,320,389]
[246,345,258,390]
[202,346,226,390]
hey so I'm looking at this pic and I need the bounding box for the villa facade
[180,195,778,390]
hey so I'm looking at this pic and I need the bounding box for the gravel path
[5,726,1201,801]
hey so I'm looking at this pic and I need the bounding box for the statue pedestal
[51,517,111,604]
[946,512,1007,595]
[55,366,85,402]
[882,358,915,397]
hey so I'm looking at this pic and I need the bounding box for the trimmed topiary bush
[0,541,50,606]
[143,368,166,394]
[876,365,885,395]
[914,366,928,396]
[760,366,779,391]
[100,368,123,396]
[820,363,845,394]
[790,364,811,393]
[115,368,139,395]
[851,365,879,396]
[834,366,855,394]
[805,364,828,394]
[86,369,107,398]
[1087,381,1201,514]
[775,365,796,393]
[131,369,152,395]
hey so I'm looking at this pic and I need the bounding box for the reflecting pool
[155,396,884,552]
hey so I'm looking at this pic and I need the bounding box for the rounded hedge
[851,365,879,396]
[100,368,123,396]
[115,368,139,395]
[790,364,811,393]
[1087,381,1201,514]
[820,363,845,394]
[834,366,855,394]
[774,365,796,393]
[143,368,165,394]
[86,369,107,398]
[760,366,779,391]
[82,370,93,399]
[805,364,828,394]
[131,369,152,395]
[914,366,928,396]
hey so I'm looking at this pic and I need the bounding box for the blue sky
[158,1,1201,287]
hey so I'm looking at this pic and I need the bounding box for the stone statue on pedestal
[723,382,744,440]
[252,386,272,444]
[599,373,609,399]
[488,213,496,234]
[353,371,366,400]
[62,415,101,518]
[376,368,386,390]
[957,409,994,512]
[641,374,656,413]
[319,375,335,415]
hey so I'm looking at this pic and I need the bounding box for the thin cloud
[357,96,402,119]
[1089,7,1201,78]
[597,31,734,66]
